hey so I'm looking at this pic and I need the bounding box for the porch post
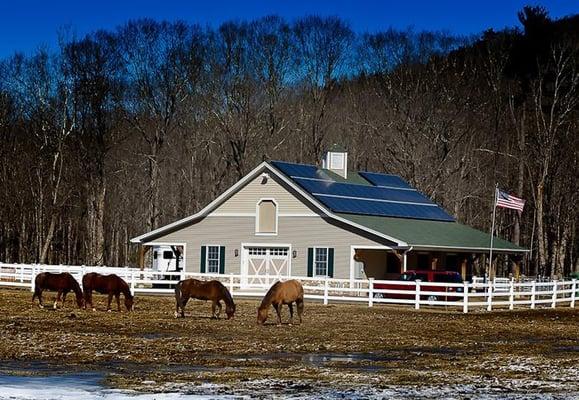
[138,245,150,271]
[403,252,407,273]
[460,257,468,280]
[430,254,439,271]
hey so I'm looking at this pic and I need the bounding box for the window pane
[163,251,174,259]
[330,153,344,169]
[207,246,220,273]
[314,248,328,276]
[258,200,277,233]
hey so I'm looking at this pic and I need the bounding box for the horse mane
[259,281,282,310]
[117,275,133,299]
[68,273,83,300]
[218,281,234,307]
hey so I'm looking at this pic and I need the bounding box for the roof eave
[130,161,271,244]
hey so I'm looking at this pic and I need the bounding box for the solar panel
[359,171,412,189]
[270,160,455,222]
[270,161,327,180]
[315,195,455,221]
[293,177,433,205]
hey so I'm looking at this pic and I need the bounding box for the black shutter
[200,246,206,273]
[328,248,334,278]
[219,246,226,274]
[307,248,314,277]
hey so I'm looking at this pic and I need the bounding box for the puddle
[139,332,178,340]
[1,373,577,400]
[555,346,579,352]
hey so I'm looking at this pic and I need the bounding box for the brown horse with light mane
[174,279,235,319]
[82,272,134,312]
[32,272,84,309]
[257,280,304,325]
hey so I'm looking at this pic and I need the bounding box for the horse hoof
[107,309,112,313]
[174,312,180,318]
[38,305,44,309]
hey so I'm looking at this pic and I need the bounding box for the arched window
[256,199,277,235]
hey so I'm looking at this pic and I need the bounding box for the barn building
[131,148,525,286]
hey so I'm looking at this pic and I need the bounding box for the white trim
[349,245,394,284]
[279,213,319,217]
[207,213,256,217]
[132,161,408,247]
[411,244,529,253]
[312,246,330,278]
[204,244,222,274]
[208,212,319,218]
[313,193,437,207]
[255,198,279,236]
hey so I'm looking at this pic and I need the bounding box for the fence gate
[243,246,290,287]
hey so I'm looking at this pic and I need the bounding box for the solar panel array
[271,161,455,222]
[358,172,413,189]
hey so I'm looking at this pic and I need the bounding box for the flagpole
[488,183,498,281]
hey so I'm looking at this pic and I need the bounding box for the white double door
[242,246,290,287]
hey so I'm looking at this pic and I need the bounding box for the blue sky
[0,0,576,57]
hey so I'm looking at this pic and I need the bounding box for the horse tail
[31,274,43,302]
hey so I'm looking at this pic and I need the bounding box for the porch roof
[337,213,527,253]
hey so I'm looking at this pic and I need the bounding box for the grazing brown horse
[82,272,134,312]
[32,272,84,309]
[174,279,235,319]
[257,280,304,325]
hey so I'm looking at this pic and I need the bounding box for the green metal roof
[338,213,526,252]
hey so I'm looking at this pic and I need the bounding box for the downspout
[403,247,413,273]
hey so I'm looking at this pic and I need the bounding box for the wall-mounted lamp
[234,249,239,257]
[292,250,297,259]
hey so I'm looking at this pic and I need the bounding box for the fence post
[571,279,576,308]
[462,281,469,313]
[551,280,557,308]
[531,281,536,309]
[130,270,136,295]
[415,280,421,310]
[229,274,234,296]
[368,278,374,307]
[19,265,24,283]
[30,264,36,292]
[509,278,515,310]
[324,277,329,305]
[486,281,493,311]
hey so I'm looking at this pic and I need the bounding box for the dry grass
[0,288,577,390]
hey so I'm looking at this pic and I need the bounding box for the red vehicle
[374,270,464,301]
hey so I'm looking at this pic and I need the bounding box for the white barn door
[243,246,290,288]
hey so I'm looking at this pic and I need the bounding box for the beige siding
[213,174,315,215]
[148,216,388,279]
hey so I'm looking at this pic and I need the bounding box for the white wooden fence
[0,263,576,313]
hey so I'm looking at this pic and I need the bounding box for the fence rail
[0,263,576,313]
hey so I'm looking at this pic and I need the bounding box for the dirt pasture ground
[0,288,577,395]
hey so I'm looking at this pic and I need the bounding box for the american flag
[496,189,525,211]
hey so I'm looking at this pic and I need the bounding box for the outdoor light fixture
[292,250,297,258]
[234,249,239,257]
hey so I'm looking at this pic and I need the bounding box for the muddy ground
[0,288,577,395]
